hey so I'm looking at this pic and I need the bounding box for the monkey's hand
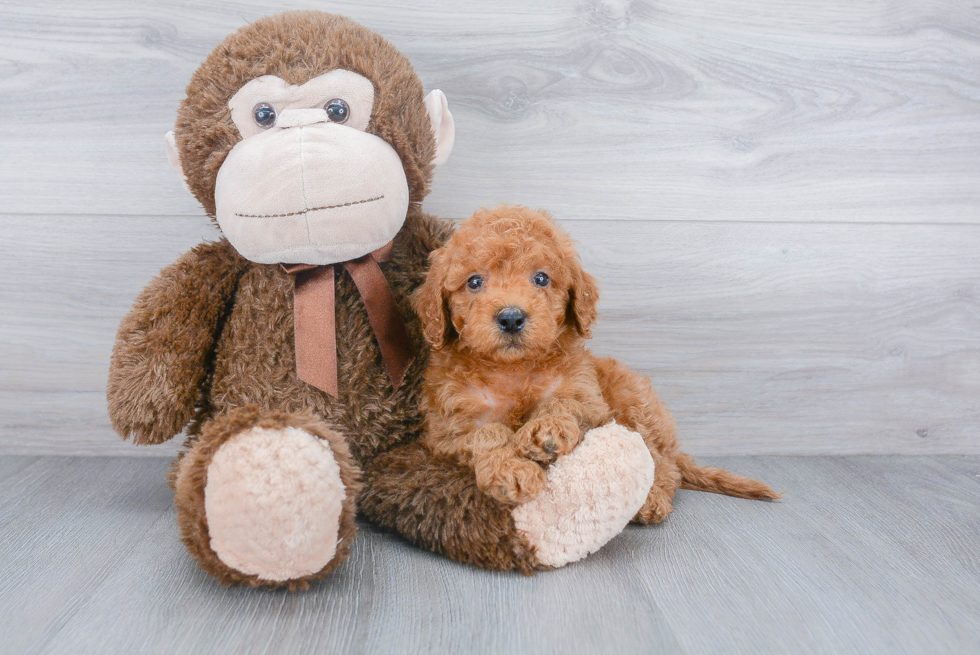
[107,239,247,445]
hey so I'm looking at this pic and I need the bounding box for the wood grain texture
[0,457,175,654]
[0,0,978,222]
[0,215,217,457]
[1,455,977,654]
[1,1,978,456]
[2,214,977,455]
[615,454,980,654]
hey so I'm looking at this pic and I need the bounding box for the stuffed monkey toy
[108,11,656,589]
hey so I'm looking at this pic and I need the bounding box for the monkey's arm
[107,239,248,445]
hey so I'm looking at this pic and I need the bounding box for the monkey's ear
[424,90,455,167]
[164,131,191,193]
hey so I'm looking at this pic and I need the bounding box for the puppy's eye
[467,275,484,291]
[253,103,277,129]
[532,271,550,287]
[324,98,350,124]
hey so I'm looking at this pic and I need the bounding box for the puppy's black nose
[496,307,527,334]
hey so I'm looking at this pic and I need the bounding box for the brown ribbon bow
[282,242,414,397]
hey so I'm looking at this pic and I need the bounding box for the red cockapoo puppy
[412,205,779,523]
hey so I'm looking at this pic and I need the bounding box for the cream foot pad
[513,422,655,568]
[204,426,346,581]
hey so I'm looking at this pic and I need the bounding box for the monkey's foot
[512,421,654,568]
[174,408,360,589]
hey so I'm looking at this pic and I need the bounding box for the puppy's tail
[676,452,782,500]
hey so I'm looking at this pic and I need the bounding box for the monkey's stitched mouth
[234,194,384,219]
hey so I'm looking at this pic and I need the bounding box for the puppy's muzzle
[496,307,527,335]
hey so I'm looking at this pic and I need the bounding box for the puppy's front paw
[517,415,582,464]
[475,455,548,506]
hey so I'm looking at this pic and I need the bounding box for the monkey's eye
[466,275,484,291]
[252,103,277,129]
[324,98,350,124]
[532,271,550,287]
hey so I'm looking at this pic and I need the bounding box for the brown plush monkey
[108,11,655,589]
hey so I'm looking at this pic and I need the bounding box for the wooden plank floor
[2,455,978,654]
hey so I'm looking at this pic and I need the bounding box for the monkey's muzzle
[214,118,410,265]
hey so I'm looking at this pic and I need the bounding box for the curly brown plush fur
[413,205,781,521]
[359,442,539,574]
[108,12,539,586]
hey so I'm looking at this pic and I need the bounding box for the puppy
[412,205,779,521]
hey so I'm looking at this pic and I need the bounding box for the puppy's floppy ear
[566,259,600,338]
[412,247,454,349]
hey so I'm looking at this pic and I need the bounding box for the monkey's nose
[276,108,329,129]
[496,307,527,334]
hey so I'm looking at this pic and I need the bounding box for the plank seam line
[3,213,980,227]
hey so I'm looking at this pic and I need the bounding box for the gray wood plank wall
[1,0,978,456]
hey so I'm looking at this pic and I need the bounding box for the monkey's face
[213,70,409,265]
[169,12,455,265]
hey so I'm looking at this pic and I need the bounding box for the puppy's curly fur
[413,205,779,520]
